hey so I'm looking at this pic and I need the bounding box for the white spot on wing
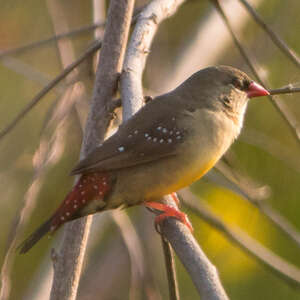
[118,146,125,152]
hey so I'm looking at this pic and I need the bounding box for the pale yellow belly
[144,156,217,200]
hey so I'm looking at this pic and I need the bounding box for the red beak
[247,81,269,98]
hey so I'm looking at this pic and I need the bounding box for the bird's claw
[144,201,193,233]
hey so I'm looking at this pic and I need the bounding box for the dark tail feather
[18,217,54,254]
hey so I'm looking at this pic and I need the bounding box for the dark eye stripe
[232,78,242,89]
[232,77,250,91]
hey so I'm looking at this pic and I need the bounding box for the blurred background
[0,0,300,299]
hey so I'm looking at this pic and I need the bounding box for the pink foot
[144,201,193,232]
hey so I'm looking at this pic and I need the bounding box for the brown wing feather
[71,95,188,175]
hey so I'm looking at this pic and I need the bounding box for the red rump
[50,172,112,232]
[18,172,112,254]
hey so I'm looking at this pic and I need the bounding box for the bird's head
[176,65,269,124]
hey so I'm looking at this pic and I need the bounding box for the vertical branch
[120,1,229,299]
[49,1,135,300]
[121,1,186,299]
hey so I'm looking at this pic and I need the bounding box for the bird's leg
[144,201,193,232]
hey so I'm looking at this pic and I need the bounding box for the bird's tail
[18,172,112,254]
[18,217,54,254]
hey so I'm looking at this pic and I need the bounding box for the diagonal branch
[0,40,102,142]
[211,0,300,144]
[0,22,104,59]
[181,189,300,288]
[161,195,229,299]
[238,0,300,68]
[214,159,300,249]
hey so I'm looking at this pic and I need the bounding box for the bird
[19,65,269,253]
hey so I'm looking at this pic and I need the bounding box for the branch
[0,40,102,142]
[269,86,300,95]
[161,196,229,299]
[165,0,263,91]
[49,1,135,299]
[214,159,300,249]
[180,189,300,288]
[121,0,186,120]
[211,0,300,145]
[0,22,104,59]
[238,0,300,68]
[161,236,180,300]
[241,128,300,174]
[0,113,68,300]
[120,1,229,299]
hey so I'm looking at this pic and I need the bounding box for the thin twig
[49,1,135,299]
[238,0,300,68]
[161,236,180,300]
[212,0,300,144]
[0,22,104,59]
[0,40,102,142]
[269,86,300,95]
[180,189,300,288]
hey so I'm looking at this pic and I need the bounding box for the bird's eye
[232,78,250,91]
[242,79,250,90]
[232,78,242,89]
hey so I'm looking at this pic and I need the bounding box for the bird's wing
[71,96,189,175]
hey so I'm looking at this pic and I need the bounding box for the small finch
[19,65,269,253]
